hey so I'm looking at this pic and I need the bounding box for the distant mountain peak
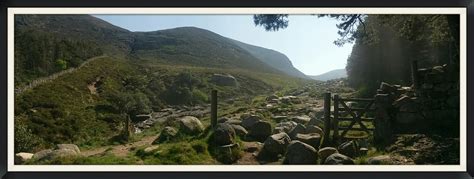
[310,69,347,81]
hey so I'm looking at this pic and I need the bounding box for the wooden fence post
[323,92,331,146]
[211,89,218,129]
[332,94,340,143]
[411,60,419,89]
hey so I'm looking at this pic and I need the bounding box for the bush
[14,117,45,153]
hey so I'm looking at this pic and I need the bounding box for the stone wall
[373,64,459,144]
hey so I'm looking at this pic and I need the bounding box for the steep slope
[310,69,347,81]
[131,27,285,75]
[231,39,309,79]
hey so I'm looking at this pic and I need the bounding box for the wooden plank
[323,92,331,146]
[333,94,340,142]
[211,90,218,129]
[337,117,374,122]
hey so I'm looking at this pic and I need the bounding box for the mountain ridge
[310,68,347,81]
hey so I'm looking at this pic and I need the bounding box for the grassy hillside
[231,39,309,79]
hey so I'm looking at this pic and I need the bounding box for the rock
[241,115,262,129]
[210,74,238,87]
[32,149,53,161]
[231,124,248,138]
[248,121,272,141]
[294,133,321,150]
[324,153,354,165]
[318,147,338,163]
[307,118,325,128]
[15,152,34,164]
[280,96,300,104]
[359,148,369,156]
[153,126,178,144]
[368,155,393,165]
[275,121,297,133]
[284,141,318,164]
[291,115,311,124]
[143,146,160,153]
[56,144,81,154]
[271,115,287,122]
[215,143,241,164]
[48,149,79,159]
[380,82,396,93]
[217,117,231,123]
[258,132,291,161]
[178,116,204,135]
[266,94,279,102]
[213,123,236,146]
[288,123,307,140]
[306,125,324,136]
[225,119,242,125]
[338,140,358,158]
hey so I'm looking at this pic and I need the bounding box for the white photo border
[7,7,467,172]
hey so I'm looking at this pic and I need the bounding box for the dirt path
[81,135,157,157]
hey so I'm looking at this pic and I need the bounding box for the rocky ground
[15,79,460,165]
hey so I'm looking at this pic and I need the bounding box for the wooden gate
[323,93,375,144]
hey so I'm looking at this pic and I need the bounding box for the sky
[94,15,354,76]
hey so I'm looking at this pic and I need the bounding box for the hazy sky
[94,15,354,76]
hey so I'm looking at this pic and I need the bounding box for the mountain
[230,39,309,79]
[310,69,347,81]
[15,15,307,84]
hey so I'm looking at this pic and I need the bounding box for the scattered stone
[271,115,287,122]
[248,121,272,141]
[368,155,393,165]
[359,147,369,156]
[217,117,231,123]
[231,124,248,138]
[324,153,354,165]
[275,121,297,134]
[291,115,311,124]
[288,123,307,140]
[294,133,321,150]
[306,125,324,136]
[214,123,236,146]
[55,144,80,154]
[153,126,178,144]
[178,116,204,135]
[241,115,262,129]
[258,132,291,161]
[15,152,33,164]
[143,146,160,153]
[284,141,318,164]
[48,149,79,159]
[338,140,358,158]
[32,149,53,161]
[266,95,279,102]
[318,147,338,163]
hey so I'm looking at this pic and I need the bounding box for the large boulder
[284,141,318,164]
[248,121,272,141]
[294,133,321,150]
[288,123,307,140]
[241,115,262,129]
[338,140,358,158]
[55,144,80,154]
[306,125,324,136]
[324,153,354,165]
[210,74,238,87]
[178,116,204,135]
[318,147,338,163]
[15,152,34,164]
[153,126,178,144]
[213,123,236,146]
[258,132,291,161]
[231,124,248,138]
